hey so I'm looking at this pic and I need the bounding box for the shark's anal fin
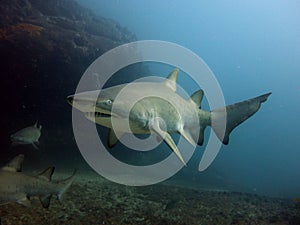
[39,194,52,208]
[190,126,205,146]
[211,92,272,144]
[107,129,124,148]
[1,154,24,172]
[150,118,186,166]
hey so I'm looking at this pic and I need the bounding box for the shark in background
[0,154,76,208]
[68,69,271,165]
[10,121,42,149]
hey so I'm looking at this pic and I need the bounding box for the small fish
[0,154,76,208]
[10,121,42,149]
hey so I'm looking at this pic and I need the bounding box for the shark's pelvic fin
[164,68,179,92]
[39,194,52,208]
[108,129,124,148]
[38,167,55,181]
[1,154,24,172]
[211,92,272,144]
[179,128,197,147]
[150,118,186,166]
[190,89,204,108]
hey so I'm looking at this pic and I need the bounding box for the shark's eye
[106,99,113,105]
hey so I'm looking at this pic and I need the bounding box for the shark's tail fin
[210,92,271,144]
[57,169,77,201]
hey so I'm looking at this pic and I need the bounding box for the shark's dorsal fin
[38,167,55,181]
[164,68,179,92]
[34,120,42,130]
[190,89,204,108]
[1,154,24,172]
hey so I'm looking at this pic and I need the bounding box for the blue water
[76,0,300,198]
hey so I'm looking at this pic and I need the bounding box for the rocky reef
[0,0,136,58]
[0,0,145,161]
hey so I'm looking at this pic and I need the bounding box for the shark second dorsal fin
[164,68,179,92]
[1,154,24,172]
[38,167,55,181]
[190,89,204,108]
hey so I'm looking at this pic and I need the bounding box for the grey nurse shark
[67,69,271,165]
[10,121,42,149]
[0,154,76,208]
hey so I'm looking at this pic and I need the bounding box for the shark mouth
[85,112,112,118]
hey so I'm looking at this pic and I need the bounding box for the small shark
[67,69,271,165]
[10,121,42,149]
[0,154,76,208]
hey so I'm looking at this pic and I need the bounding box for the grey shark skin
[68,69,271,165]
[0,154,76,208]
[10,121,42,149]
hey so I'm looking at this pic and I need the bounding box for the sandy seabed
[0,171,299,225]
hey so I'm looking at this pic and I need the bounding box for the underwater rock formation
[0,0,144,161]
[0,0,136,73]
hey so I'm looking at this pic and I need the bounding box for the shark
[10,121,42,149]
[0,154,76,208]
[67,69,271,165]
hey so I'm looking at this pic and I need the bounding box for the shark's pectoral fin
[17,194,31,207]
[39,194,52,208]
[108,129,124,148]
[150,118,186,166]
